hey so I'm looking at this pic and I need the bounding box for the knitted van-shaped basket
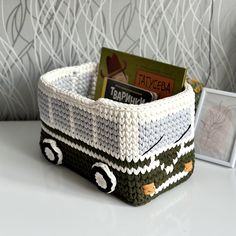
[38,62,195,206]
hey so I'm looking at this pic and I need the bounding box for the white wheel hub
[44,147,55,161]
[95,172,107,189]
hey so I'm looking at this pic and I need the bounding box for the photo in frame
[195,88,236,167]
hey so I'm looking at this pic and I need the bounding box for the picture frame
[195,88,236,168]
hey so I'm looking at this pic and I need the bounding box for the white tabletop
[0,121,236,236]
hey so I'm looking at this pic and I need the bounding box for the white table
[0,121,236,236]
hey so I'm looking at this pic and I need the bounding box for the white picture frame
[195,88,236,168]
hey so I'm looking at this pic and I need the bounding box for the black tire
[41,138,63,165]
[91,162,116,194]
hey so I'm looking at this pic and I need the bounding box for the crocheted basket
[38,62,195,206]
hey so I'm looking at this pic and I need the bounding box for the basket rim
[39,62,194,111]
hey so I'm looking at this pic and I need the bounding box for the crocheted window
[138,108,192,155]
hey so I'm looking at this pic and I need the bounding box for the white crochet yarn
[38,62,195,164]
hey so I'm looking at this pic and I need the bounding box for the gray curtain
[0,0,235,120]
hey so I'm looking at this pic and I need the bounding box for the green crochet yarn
[40,125,195,206]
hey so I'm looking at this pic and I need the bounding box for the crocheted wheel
[91,162,117,194]
[42,138,63,165]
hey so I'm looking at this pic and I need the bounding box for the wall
[0,0,235,120]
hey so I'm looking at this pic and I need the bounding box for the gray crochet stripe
[96,116,120,154]
[138,108,192,155]
[71,104,94,141]
[50,73,96,99]
[51,96,71,127]
[38,89,50,123]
